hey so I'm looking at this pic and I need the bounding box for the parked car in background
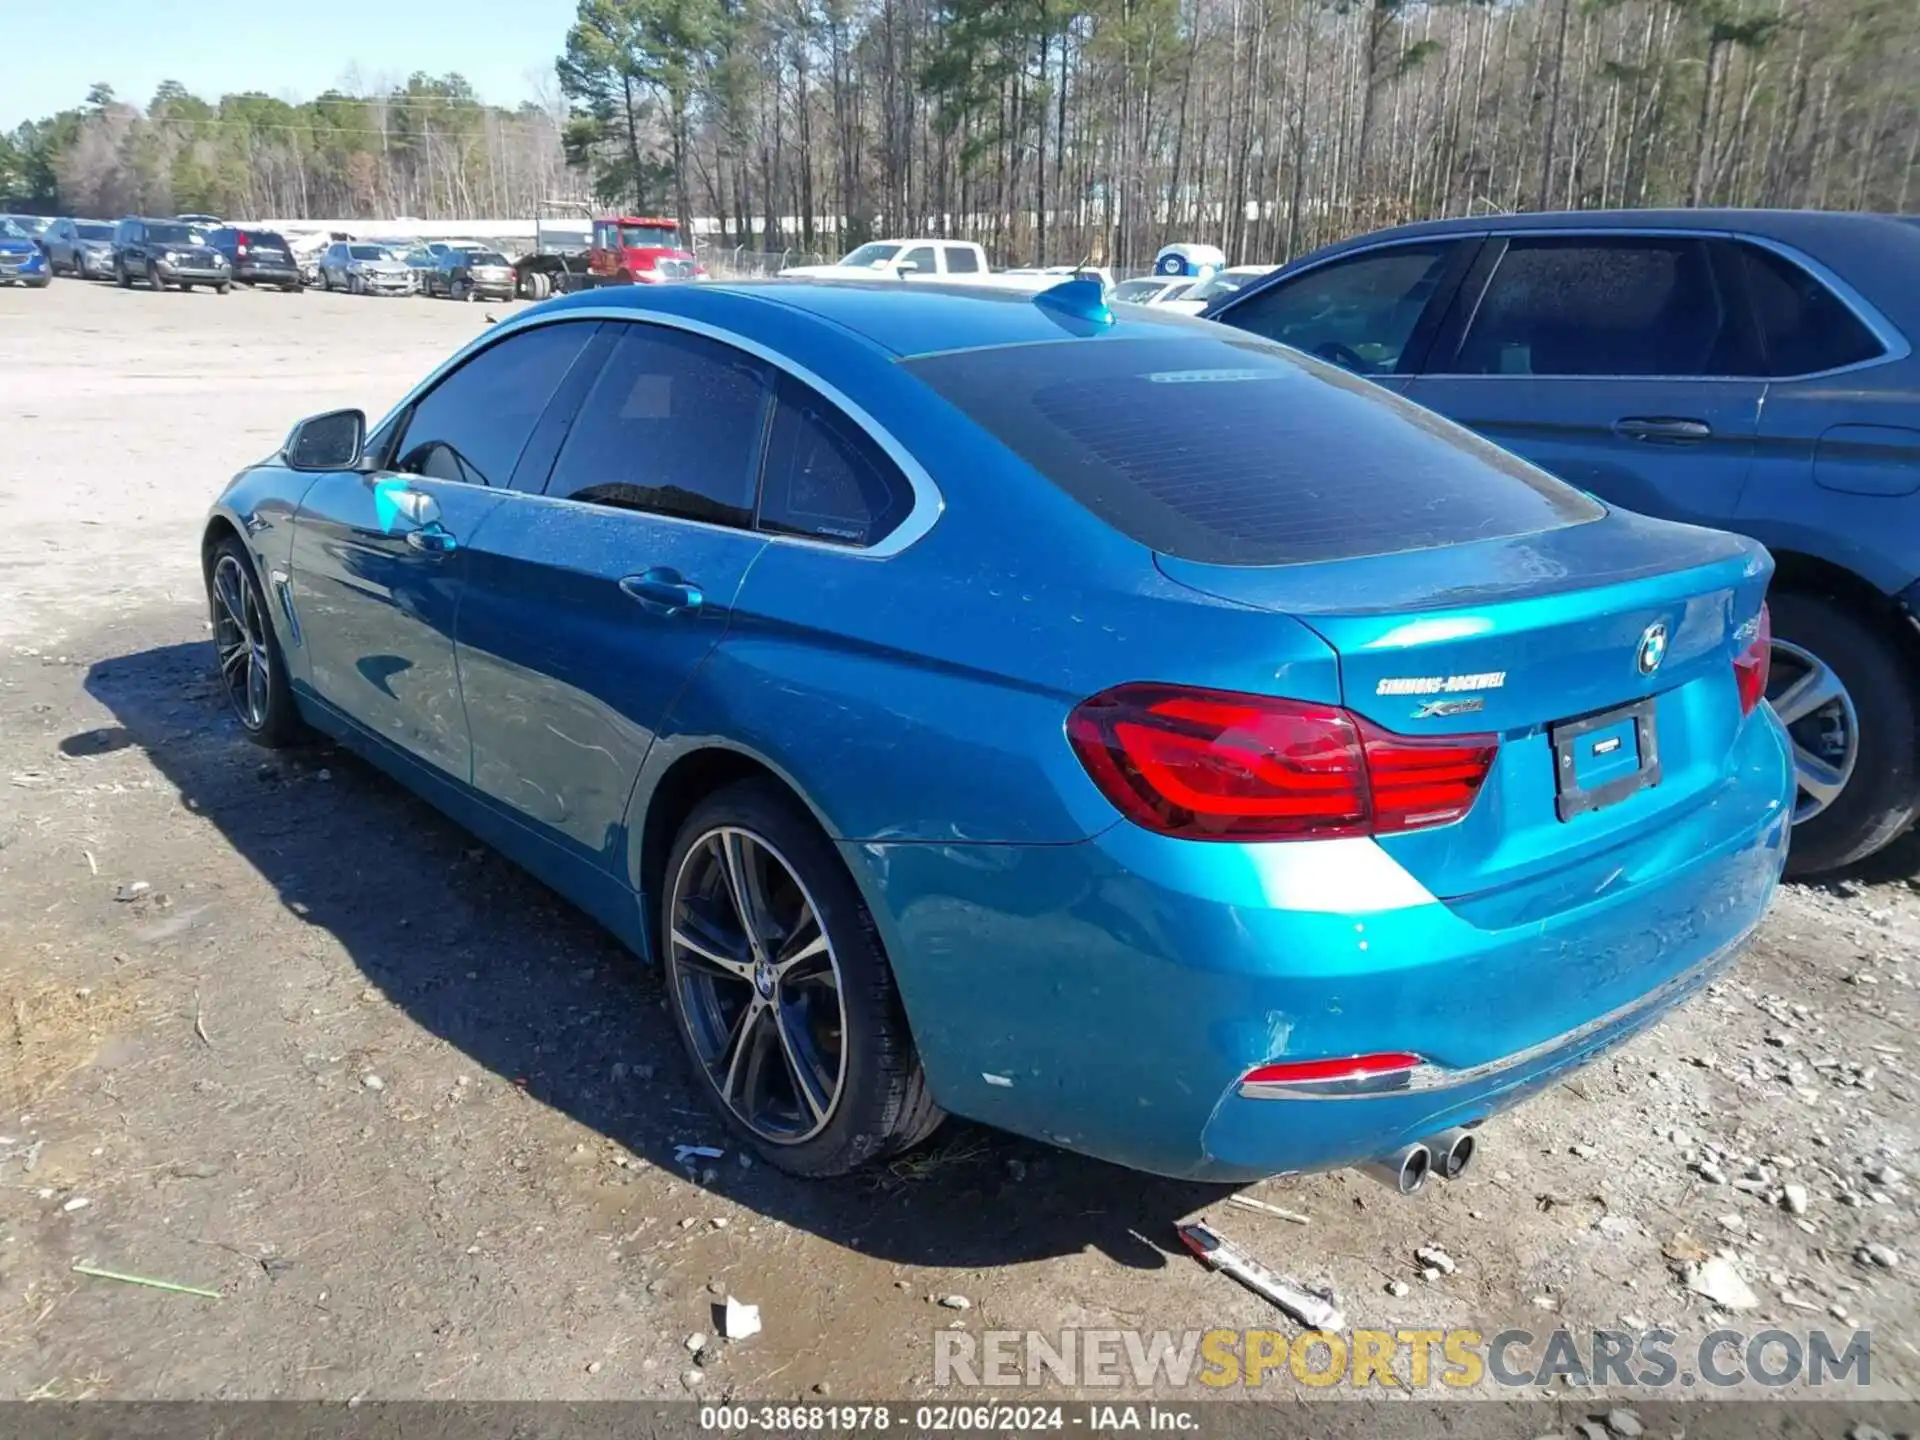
[782,238,989,282]
[317,242,413,296]
[1158,263,1277,314]
[0,218,51,287]
[204,227,303,290]
[204,279,1790,1184]
[112,217,231,291]
[421,247,516,301]
[1207,209,1920,875]
[176,213,225,229]
[43,218,116,279]
[1,214,52,253]
[1110,276,1200,306]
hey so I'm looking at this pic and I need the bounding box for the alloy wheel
[1767,638,1859,824]
[668,826,847,1144]
[211,554,272,732]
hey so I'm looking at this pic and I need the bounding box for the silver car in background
[44,219,117,279]
[318,242,414,296]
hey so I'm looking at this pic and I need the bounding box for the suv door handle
[1614,416,1713,444]
[619,569,704,616]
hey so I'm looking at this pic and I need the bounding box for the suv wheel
[146,262,167,291]
[115,259,131,288]
[1768,592,1920,876]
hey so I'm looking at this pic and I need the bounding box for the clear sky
[2,0,582,127]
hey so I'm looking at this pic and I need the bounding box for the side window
[759,376,914,547]
[394,322,596,488]
[1733,242,1884,376]
[899,245,937,275]
[943,245,981,275]
[544,324,771,526]
[1451,237,1757,378]
[594,222,618,251]
[1220,243,1458,376]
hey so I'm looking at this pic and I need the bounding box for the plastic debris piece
[1177,1221,1343,1329]
[72,1261,221,1299]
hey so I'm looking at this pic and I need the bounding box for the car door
[1406,233,1767,526]
[287,319,602,780]
[1727,236,1920,577]
[456,320,774,872]
[45,220,70,269]
[1209,238,1479,396]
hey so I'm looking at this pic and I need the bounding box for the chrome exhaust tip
[1426,1126,1478,1181]
[1359,1141,1432,1195]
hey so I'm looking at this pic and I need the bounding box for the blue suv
[1206,209,1920,876]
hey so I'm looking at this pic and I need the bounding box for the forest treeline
[3,0,1914,269]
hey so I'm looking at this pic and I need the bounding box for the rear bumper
[236,263,300,283]
[841,710,1792,1180]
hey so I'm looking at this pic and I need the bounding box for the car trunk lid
[1157,509,1773,901]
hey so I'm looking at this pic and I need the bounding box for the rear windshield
[904,334,1603,566]
[468,251,510,266]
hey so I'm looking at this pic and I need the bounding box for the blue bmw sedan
[203,279,1793,1185]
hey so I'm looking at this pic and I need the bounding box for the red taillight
[1734,603,1771,716]
[1241,1052,1423,1087]
[1066,683,1497,842]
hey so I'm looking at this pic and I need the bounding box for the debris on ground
[1414,1244,1456,1278]
[937,1294,972,1310]
[1685,1256,1759,1311]
[72,1261,221,1299]
[721,1296,762,1340]
[1605,1408,1645,1437]
[685,1333,708,1354]
[1177,1222,1344,1330]
[1225,1194,1311,1224]
[114,881,150,902]
[674,1144,725,1167]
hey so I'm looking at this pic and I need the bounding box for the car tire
[205,536,305,749]
[1769,591,1920,877]
[146,262,167,291]
[115,260,130,288]
[660,779,943,1177]
[217,282,231,295]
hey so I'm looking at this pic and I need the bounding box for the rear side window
[906,335,1602,567]
[395,322,596,488]
[1219,242,1457,376]
[545,324,771,525]
[1451,237,1757,377]
[1733,242,1884,376]
[944,245,981,275]
[758,376,913,546]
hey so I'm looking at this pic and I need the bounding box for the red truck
[515,204,706,299]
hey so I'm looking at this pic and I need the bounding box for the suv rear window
[904,335,1602,566]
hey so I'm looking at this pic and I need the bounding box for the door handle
[405,523,458,555]
[1614,416,1712,444]
[619,569,704,616]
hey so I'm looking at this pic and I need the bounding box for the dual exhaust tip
[1359,1127,1477,1195]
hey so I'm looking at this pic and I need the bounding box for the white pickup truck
[782,239,992,281]
[782,239,1071,291]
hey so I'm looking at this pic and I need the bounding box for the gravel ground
[1,278,1917,1412]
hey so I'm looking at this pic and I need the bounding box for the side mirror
[895,261,920,275]
[284,409,366,471]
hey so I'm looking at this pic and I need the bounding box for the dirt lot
[1,278,1917,1414]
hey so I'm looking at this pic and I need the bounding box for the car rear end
[880,328,1792,1181]
[228,230,302,287]
[465,252,518,300]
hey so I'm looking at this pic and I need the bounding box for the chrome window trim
[365,306,945,560]
[1416,225,1910,384]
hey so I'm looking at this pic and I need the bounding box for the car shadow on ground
[88,640,1234,1273]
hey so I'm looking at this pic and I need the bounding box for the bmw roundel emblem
[1636,622,1669,676]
